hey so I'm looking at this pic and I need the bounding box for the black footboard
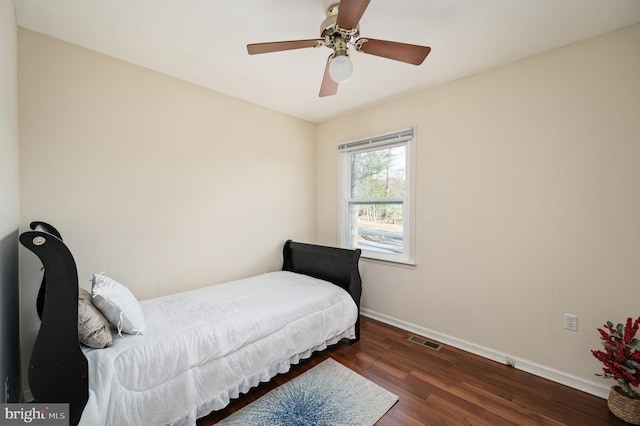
[282,240,362,341]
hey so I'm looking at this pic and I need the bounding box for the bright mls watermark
[0,404,68,425]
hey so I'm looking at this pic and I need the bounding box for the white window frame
[338,127,416,265]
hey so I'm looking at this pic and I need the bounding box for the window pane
[350,146,406,199]
[348,202,403,254]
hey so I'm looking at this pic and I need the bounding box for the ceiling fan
[246,0,431,97]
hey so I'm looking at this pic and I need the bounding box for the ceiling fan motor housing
[321,3,360,51]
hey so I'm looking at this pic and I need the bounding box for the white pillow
[91,273,146,335]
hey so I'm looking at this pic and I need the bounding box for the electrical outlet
[564,313,578,331]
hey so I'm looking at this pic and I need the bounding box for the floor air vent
[408,335,442,351]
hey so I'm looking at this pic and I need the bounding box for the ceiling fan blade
[358,38,431,65]
[336,0,371,29]
[247,39,322,55]
[319,56,338,97]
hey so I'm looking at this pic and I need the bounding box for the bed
[20,222,362,426]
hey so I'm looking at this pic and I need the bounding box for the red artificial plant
[592,317,640,399]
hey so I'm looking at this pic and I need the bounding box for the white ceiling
[14,0,640,123]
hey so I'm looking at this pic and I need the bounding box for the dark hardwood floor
[198,316,625,425]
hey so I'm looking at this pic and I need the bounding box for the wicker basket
[608,386,640,425]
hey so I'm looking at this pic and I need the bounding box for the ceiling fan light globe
[329,55,353,83]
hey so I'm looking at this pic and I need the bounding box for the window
[338,128,415,264]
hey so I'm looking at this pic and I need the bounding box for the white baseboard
[20,311,609,404]
[360,308,610,400]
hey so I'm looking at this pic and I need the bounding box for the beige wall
[0,0,21,403]
[18,28,316,387]
[317,24,640,395]
[0,0,19,237]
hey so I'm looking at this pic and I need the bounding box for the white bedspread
[78,271,358,426]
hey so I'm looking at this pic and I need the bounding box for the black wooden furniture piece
[20,222,88,426]
[20,222,361,425]
[282,239,362,340]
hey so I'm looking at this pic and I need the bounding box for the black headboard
[19,225,88,426]
[29,221,62,320]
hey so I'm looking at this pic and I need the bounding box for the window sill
[360,255,416,269]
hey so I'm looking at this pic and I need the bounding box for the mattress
[78,271,358,426]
